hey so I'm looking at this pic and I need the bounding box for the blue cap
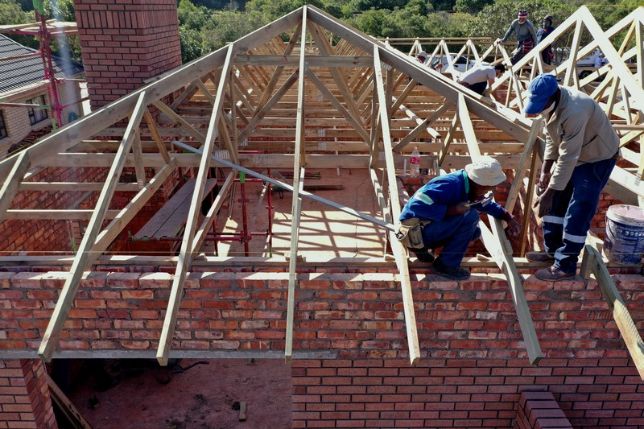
[524,74,559,115]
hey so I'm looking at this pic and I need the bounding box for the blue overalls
[543,157,616,273]
[400,170,507,268]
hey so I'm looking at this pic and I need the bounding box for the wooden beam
[392,103,449,152]
[191,172,235,254]
[309,23,365,128]
[143,109,171,163]
[374,44,421,366]
[157,44,235,366]
[285,8,308,359]
[4,209,120,220]
[235,54,373,67]
[153,100,206,142]
[0,7,302,180]
[479,221,543,364]
[38,91,149,361]
[0,150,30,222]
[45,373,93,429]
[459,94,543,364]
[18,182,141,192]
[239,70,299,141]
[505,118,542,213]
[132,130,146,189]
[582,246,644,380]
[306,69,370,143]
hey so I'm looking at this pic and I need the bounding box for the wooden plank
[143,109,171,163]
[480,221,543,364]
[285,8,308,359]
[18,182,140,192]
[235,54,372,67]
[505,118,542,213]
[459,94,543,364]
[132,130,146,189]
[94,160,177,252]
[438,109,460,166]
[38,91,149,361]
[157,45,235,366]
[133,178,216,240]
[192,172,235,253]
[4,209,120,220]
[374,44,421,366]
[0,150,30,222]
[585,246,644,380]
[45,373,93,429]
[564,21,583,87]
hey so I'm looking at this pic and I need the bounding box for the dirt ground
[67,359,291,429]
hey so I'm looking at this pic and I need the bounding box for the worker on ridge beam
[525,74,619,281]
[397,157,520,280]
[456,63,506,98]
[496,10,537,65]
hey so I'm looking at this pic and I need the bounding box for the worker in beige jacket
[524,74,619,281]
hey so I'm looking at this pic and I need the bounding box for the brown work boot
[432,258,470,281]
[535,266,576,281]
[526,251,555,263]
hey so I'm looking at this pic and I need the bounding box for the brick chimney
[74,0,182,109]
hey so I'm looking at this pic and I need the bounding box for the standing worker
[536,15,555,65]
[397,157,520,280]
[457,63,506,97]
[497,10,537,64]
[524,74,619,281]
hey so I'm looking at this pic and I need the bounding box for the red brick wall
[74,0,182,108]
[514,390,572,429]
[0,360,57,429]
[0,272,643,427]
[0,167,107,253]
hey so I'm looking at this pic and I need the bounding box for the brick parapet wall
[75,0,181,108]
[0,360,57,429]
[0,271,642,427]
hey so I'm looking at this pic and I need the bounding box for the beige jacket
[544,87,619,190]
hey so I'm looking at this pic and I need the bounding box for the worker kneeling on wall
[398,157,520,280]
[524,74,619,281]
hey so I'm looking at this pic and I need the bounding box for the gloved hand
[533,188,555,217]
[446,202,469,216]
[505,217,521,239]
[536,171,551,196]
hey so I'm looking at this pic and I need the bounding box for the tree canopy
[5,0,637,64]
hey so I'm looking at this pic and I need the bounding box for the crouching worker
[397,157,520,280]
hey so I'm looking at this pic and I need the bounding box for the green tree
[454,0,493,14]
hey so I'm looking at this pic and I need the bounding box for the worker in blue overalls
[524,74,619,281]
[399,157,520,280]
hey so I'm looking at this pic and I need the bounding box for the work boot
[412,249,435,263]
[432,257,470,281]
[534,265,576,281]
[526,251,555,263]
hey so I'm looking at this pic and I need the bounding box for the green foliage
[0,0,33,24]
[201,9,267,52]
[469,0,577,38]
[43,0,75,21]
[454,0,493,14]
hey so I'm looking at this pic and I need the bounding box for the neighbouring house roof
[0,33,83,96]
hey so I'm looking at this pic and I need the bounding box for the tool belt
[395,218,431,250]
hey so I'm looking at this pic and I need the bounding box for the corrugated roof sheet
[0,33,83,95]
